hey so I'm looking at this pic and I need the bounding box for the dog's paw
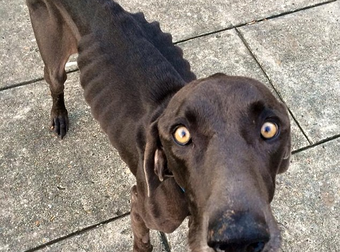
[50,110,69,139]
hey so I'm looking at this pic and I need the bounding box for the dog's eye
[261,122,278,139]
[173,126,191,145]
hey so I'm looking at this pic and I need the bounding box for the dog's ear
[154,148,168,182]
[277,135,291,174]
[143,122,168,197]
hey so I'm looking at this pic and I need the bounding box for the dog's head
[144,74,291,252]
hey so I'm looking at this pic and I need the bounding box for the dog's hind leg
[27,0,78,138]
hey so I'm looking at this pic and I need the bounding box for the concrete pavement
[0,0,339,251]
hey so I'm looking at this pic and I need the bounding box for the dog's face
[144,74,291,251]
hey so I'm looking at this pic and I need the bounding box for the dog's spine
[131,12,196,83]
[96,0,196,83]
[73,0,191,103]
[80,0,196,83]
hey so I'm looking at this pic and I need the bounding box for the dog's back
[27,0,195,171]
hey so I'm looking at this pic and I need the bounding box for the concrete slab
[0,73,135,251]
[238,1,340,143]
[0,0,78,90]
[1,0,339,251]
[38,216,165,252]
[165,139,340,251]
[118,0,327,41]
[179,30,272,81]
[179,30,309,150]
[0,0,43,89]
[272,138,340,251]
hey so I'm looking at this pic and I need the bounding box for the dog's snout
[208,211,270,252]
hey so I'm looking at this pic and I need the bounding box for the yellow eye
[261,122,278,139]
[173,126,191,145]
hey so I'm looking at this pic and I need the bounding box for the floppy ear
[277,135,291,174]
[143,122,169,197]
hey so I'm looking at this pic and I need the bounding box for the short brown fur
[26,1,291,251]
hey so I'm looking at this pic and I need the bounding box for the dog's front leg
[131,185,153,252]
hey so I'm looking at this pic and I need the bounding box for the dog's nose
[210,240,265,252]
[207,211,270,252]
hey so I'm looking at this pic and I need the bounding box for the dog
[26,0,291,251]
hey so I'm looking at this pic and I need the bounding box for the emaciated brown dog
[26,0,291,251]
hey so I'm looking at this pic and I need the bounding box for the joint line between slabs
[24,212,130,252]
